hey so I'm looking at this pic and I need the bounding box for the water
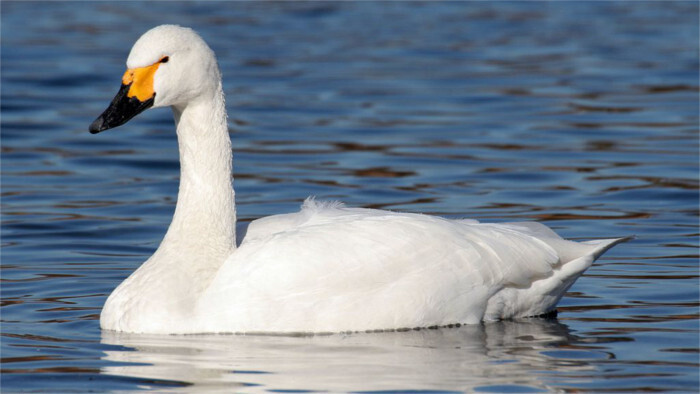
[1,1,698,392]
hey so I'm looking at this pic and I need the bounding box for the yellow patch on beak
[121,59,164,102]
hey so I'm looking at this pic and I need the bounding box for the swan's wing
[241,199,348,244]
[198,202,591,332]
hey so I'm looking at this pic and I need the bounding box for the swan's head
[89,25,220,134]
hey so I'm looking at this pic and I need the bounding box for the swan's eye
[160,56,169,63]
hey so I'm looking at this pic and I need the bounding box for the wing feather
[198,204,568,332]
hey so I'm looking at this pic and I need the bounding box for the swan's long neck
[161,85,236,259]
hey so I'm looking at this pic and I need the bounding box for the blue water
[2,1,698,392]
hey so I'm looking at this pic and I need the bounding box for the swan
[89,25,629,335]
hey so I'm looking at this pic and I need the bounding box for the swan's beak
[88,83,154,133]
[89,62,161,134]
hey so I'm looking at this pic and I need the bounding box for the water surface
[2,2,698,392]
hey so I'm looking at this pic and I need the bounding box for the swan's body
[91,25,627,335]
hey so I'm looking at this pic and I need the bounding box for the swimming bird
[90,25,628,335]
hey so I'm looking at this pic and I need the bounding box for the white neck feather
[161,84,236,260]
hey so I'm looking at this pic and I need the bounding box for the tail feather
[484,235,632,321]
[583,235,635,261]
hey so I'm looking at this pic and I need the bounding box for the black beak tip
[89,117,105,134]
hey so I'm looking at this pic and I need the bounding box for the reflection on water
[1,1,698,392]
[100,320,601,392]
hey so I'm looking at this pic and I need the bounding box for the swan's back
[195,200,626,334]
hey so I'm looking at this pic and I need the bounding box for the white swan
[90,25,628,335]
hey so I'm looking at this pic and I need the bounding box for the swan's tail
[485,235,633,321]
[557,235,634,282]
[585,236,634,260]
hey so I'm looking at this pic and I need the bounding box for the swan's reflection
[101,319,595,392]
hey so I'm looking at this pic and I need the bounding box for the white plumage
[95,25,628,335]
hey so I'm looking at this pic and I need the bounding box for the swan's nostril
[122,70,135,85]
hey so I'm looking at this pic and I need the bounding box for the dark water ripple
[2,2,698,392]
